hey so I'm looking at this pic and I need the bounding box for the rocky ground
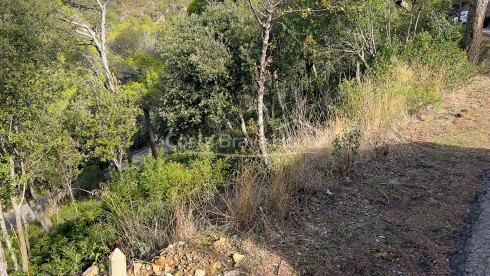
[129,238,245,276]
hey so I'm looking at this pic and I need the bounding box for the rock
[82,265,99,276]
[153,264,162,273]
[223,270,240,276]
[211,262,222,271]
[164,263,173,272]
[232,254,245,264]
[133,261,143,273]
[214,237,226,248]
[195,269,206,276]
[154,257,163,266]
[310,197,320,203]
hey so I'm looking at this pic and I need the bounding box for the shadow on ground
[239,142,489,275]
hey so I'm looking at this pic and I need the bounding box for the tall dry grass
[227,60,468,228]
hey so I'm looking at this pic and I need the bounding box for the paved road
[483,27,490,38]
[2,196,48,233]
[132,142,171,164]
[451,169,490,275]
[3,141,171,231]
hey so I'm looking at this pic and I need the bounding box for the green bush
[331,126,361,175]
[108,149,224,204]
[102,149,225,258]
[28,200,113,276]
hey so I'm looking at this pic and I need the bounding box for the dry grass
[218,60,489,275]
[227,62,450,229]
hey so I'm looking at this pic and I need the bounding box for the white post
[108,248,127,276]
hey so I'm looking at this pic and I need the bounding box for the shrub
[331,126,361,175]
[102,149,225,258]
[28,200,112,276]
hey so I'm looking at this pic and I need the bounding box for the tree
[60,0,139,170]
[0,165,18,272]
[60,0,116,92]
[246,0,284,164]
[109,21,164,158]
[465,0,489,62]
[0,238,7,276]
[156,2,261,143]
[157,14,232,136]
[0,0,72,270]
[245,0,334,163]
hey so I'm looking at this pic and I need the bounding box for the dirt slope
[235,75,490,275]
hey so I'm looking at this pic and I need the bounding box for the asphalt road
[2,196,48,233]
[132,141,171,164]
[483,27,490,38]
[3,141,171,231]
[452,169,490,275]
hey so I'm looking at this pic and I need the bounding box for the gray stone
[82,265,99,276]
[195,269,206,276]
[223,270,240,276]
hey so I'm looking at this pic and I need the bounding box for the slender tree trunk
[64,183,79,216]
[143,107,158,158]
[274,72,289,125]
[0,205,18,271]
[226,120,235,142]
[269,89,275,120]
[256,15,273,164]
[11,198,28,272]
[26,184,51,235]
[21,214,29,256]
[126,147,133,165]
[465,0,489,63]
[97,1,115,93]
[263,103,271,125]
[238,113,250,143]
[413,10,421,38]
[0,238,7,276]
[355,61,361,84]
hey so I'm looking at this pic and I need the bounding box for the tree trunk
[26,184,52,235]
[0,205,18,271]
[68,185,79,216]
[274,72,289,125]
[98,1,115,93]
[0,238,7,276]
[263,103,271,125]
[269,89,275,120]
[21,214,29,256]
[11,198,28,272]
[321,67,331,109]
[238,113,250,143]
[143,107,158,158]
[256,15,273,164]
[226,120,235,142]
[355,61,361,84]
[465,0,489,63]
